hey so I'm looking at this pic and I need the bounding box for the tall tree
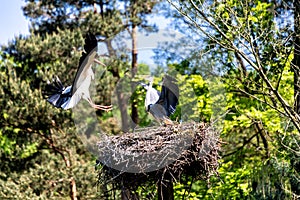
[1,0,162,199]
[0,49,100,199]
[291,0,300,196]
[4,0,160,131]
[165,0,300,198]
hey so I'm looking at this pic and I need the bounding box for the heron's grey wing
[156,75,179,116]
[44,76,72,108]
[71,33,98,95]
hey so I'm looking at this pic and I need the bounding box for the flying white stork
[44,33,112,111]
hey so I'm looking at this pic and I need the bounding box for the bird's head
[145,76,154,82]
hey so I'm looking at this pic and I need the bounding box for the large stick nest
[96,121,221,194]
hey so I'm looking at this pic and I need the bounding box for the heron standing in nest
[141,75,179,125]
[44,33,112,111]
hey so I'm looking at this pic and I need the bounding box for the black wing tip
[78,32,98,67]
[43,76,64,97]
[44,76,71,109]
[163,74,179,96]
[161,74,179,116]
[46,99,61,108]
[84,32,97,50]
[163,74,177,82]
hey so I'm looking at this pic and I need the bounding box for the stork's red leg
[87,98,113,111]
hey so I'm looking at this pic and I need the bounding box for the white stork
[141,75,179,125]
[44,33,112,111]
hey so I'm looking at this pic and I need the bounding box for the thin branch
[170,0,300,131]
[223,132,259,157]
[166,0,235,51]
[235,88,288,117]
[275,48,293,91]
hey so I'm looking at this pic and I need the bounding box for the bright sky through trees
[0,0,30,45]
[0,2,177,68]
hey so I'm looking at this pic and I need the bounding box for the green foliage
[206,160,251,199]
[0,48,100,199]
[166,60,297,199]
[0,150,98,199]
[175,73,212,122]
[1,0,300,199]
[0,130,16,156]
[173,160,252,200]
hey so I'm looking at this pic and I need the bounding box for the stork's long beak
[94,59,106,67]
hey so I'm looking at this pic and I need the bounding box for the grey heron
[44,33,112,111]
[141,75,179,125]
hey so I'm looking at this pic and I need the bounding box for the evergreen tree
[0,0,161,199]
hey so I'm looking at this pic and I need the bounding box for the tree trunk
[130,3,139,128]
[294,0,300,115]
[105,39,130,132]
[70,177,77,200]
[291,0,300,196]
[157,173,174,200]
[121,189,139,200]
[117,89,130,132]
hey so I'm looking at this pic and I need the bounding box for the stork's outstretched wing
[156,75,179,116]
[44,76,72,108]
[71,33,98,95]
[43,33,112,111]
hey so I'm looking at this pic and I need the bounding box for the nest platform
[96,121,221,197]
